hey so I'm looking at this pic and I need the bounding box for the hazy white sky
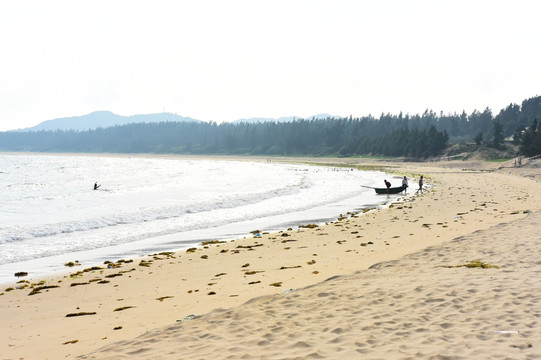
[1,0,540,131]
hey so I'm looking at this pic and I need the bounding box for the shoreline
[2,156,541,359]
[0,154,406,285]
[0,194,398,287]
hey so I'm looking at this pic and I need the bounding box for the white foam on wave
[0,174,307,245]
[0,154,400,281]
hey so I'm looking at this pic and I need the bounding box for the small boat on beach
[374,186,406,194]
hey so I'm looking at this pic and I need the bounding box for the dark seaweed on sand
[65,312,96,317]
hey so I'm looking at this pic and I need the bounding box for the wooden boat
[374,186,406,194]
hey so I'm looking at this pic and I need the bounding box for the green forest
[1,95,540,158]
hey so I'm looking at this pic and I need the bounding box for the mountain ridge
[19,112,338,131]
[21,111,200,131]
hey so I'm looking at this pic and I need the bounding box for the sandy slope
[82,211,541,359]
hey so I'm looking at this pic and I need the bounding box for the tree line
[1,95,540,158]
[0,120,450,158]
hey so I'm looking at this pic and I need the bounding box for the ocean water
[0,153,403,283]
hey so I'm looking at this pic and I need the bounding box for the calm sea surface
[0,153,402,283]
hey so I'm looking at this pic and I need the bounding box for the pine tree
[492,119,504,150]
[520,119,541,156]
[474,132,483,146]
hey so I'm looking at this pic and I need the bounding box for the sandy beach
[2,157,541,359]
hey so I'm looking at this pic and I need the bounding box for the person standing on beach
[94,182,101,190]
[416,176,423,194]
[402,176,408,193]
[384,179,391,194]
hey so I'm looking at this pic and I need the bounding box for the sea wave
[0,155,386,267]
[0,175,311,245]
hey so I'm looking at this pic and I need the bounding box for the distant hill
[21,111,201,131]
[18,111,340,131]
[232,114,336,124]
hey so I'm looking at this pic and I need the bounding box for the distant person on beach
[416,176,423,194]
[384,179,391,192]
[402,176,408,193]
[94,182,101,190]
